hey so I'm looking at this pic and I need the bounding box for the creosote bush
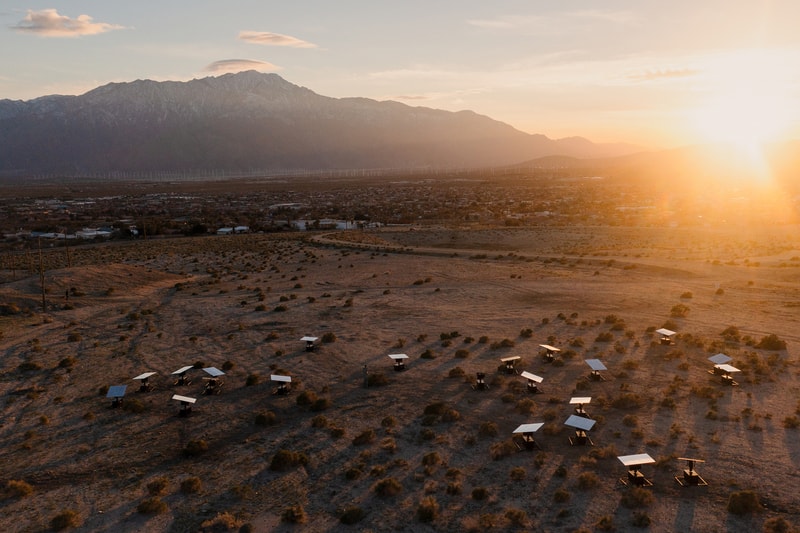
[281,505,307,524]
[352,429,376,446]
[137,497,168,515]
[183,439,208,457]
[375,477,403,497]
[621,487,654,508]
[4,479,33,498]
[270,449,309,471]
[180,476,202,494]
[727,490,761,515]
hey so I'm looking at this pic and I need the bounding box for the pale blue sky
[3,1,800,148]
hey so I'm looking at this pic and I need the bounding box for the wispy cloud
[203,59,281,74]
[238,31,317,48]
[468,9,635,30]
[12,8,124,37]
[628,68,700,82]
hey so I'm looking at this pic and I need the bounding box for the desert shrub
[505,508,528,527]
[782,415,800,429]
[182,439,208,457]
[595,515,615,531]
[520,328,533,338]
[311,397,331,412]
[446,481,462,495]
[180,476,202,494]
[255,410,279,426]
[621,487,654,508]
[595,332,614,342]
[50,509,81,531]
[727,490,761,515]
[200,512,241,530]
[375,477,403,497]
[321,332,337,343]
[245,373,260,386]
[670,303,690,318]
[273,305,288,312]
[270,449,308,471]
[18,361,43,372]
[554,488,571,502]
[478,335,489,343]
[577,471,600,489]
[4,479,33,498]
[680,291,693,299]
[367,372,389,386]
[756,334,786,351]
[339,506,365,524]
[381,415,397,428]
[281,505,307,524]
[490,338,515,349]
[509,467,526,481]
[352,429,375,446]
[763,517,794,533]
[137,497,168,515]
[448,366,465,378]
[454,349,470,358]
[58,356,77,369]
[478,421,499,438]
[146,477,169,496]
[311,415,329,428]
[622,414,639,427]
[490,440,516,460]
[221,360,235,371]
[471,487,489,500]
[420,349,436,359]
[424,401,447,416]
[67,332,82,342]
[296,390,318,406]
[417,497,439,523]
[440,408,459,422]
[611,393,644,409]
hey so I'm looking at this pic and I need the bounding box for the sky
[2,1,800,149]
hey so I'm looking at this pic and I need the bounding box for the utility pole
[37,238,46,312]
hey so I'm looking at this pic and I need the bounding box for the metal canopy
[172,366,193,375]
[585,359,607,371]
[708,353,732,365]
[656,328,676,336]
[618,453,655,467]
[715,363,740,374]
[203,367,225,377]
[388,353,409,360]
[106,385,127,398]
[565,414,596,431]
[300,336,318,342]
[172,394,197,404]
[513,423,544,434]
[133,372,157,380]
[271,374,292,382]
[520,371,543,383]
[570,396,592,405]
[539,344,560,352]
[677,457,705,463]
[500,356,521,362]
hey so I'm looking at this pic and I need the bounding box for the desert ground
[0,224,799,532]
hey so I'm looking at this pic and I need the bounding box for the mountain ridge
[0,71,642,176]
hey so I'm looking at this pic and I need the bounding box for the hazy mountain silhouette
[0,71,641,176]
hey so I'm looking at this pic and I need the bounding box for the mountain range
[0,71,641,176]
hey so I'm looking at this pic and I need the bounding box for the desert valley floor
[0,225,799,532]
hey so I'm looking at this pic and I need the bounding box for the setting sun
[689,49,797,149]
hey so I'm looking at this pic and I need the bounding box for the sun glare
[689,49,796,151]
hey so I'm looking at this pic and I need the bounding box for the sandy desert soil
[0,225,799,532]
